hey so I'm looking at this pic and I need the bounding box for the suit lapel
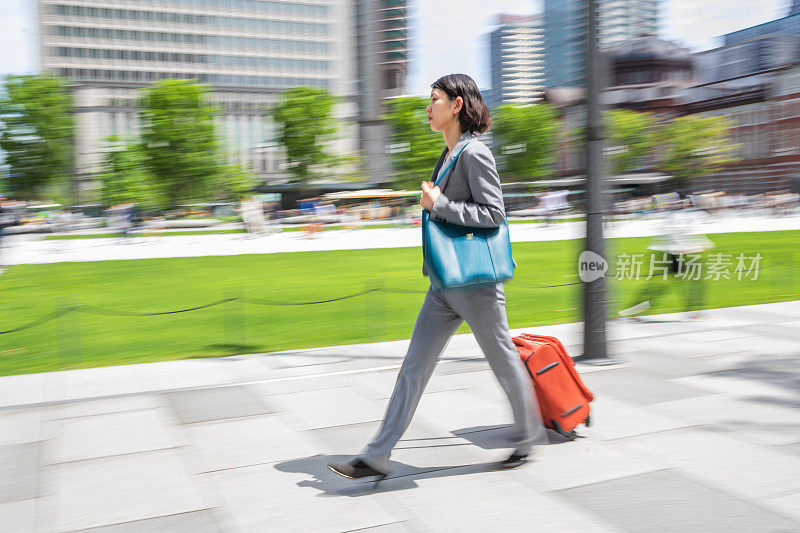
[430,148,448,182]
[436,134,473,192]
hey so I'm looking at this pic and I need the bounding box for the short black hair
[431,73,492,134]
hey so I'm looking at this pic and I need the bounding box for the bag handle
[433,142,471,187]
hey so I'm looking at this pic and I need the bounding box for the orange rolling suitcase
[512,334,593,439]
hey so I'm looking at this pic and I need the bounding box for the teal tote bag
[422,143,515,290]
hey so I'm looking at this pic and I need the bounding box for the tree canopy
[0,74,75,200]
[140,79,221,207]
[492,104,559,181]
[383,96,445,189]
[271,86,337,183]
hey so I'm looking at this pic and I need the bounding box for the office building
[724,4,800,45]
[38,0,408,191]
[353,0,409,184]
[548,35,800,195]
[544,0,659,88]
[694,34,799,84]
[488,14,544,108]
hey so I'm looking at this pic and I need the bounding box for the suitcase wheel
[551,420,580,440]
[584,414,591,428]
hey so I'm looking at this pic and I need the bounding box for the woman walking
[328,74,547,483]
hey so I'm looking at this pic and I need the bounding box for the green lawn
[0,230,797,376]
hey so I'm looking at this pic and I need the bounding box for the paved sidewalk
[1,301,799,532]
[4,212,800,265]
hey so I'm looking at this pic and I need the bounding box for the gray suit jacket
[422,131,506,276]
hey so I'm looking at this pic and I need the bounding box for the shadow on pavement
[274,454,501,497]
[453,424,578,448]
[275,426,576,497]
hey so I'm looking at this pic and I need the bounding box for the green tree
[213,164,255,202]
[140,80,220,207]
[656,114,739,185]
[605,109,657,175]
[99,137,163,209]
[0,74,75,200]
[383,96,444,190]
[271,86,337,183]
[492,104,558,181]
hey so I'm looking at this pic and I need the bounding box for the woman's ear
[454,96,463,115]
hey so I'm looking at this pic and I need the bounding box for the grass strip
[0,230,796,376]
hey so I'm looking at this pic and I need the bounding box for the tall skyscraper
[38,0,408,188]
[488,14,544,108]
[354,0,408,184]
[544,0,659,88]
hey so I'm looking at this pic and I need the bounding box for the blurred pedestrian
[241,196,267,237]
[328,74,547,485]
[618,205,714,320]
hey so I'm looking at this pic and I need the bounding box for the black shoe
[499,453,529,469]
[327,459,387,487]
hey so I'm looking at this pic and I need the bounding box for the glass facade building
[724,12,800,46]
[544,0,658,88]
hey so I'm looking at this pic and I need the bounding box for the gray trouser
[358,282,547,474]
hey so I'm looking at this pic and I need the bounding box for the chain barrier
[0,307,72,335]
[1,257,793,336]
[79,298,237,317]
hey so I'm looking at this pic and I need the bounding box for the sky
[0,0,789,95]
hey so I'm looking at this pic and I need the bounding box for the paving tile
[58,395,164,419]
[617,350,751,380]
[615,427,800,500]
[0,499,38,532]
[558,469,799,532]
[43,365,146,404]
[164,386,271,424]
[135,359,241,392]
[427,368,505,403]
[247,374,351,397]
[760,491,800,524]
[414,389,516,437]
[740,322,800,342]
[72,509,222,532]
[337,370,404,401]
[773,442,800,457]
[580,368,709,405]
[271,387,384,431]
[342,521,416,533]
[385,464,621,532]
[208,461,403,532]
[0,407,45,445]
[581,395,690,441]
[48,449,206,532]
[675,361,800,404]
[504,438,662,492]
[185,415,318,473]
[651,394,800,446]
[0,442,40,503]
[0,373,46,408]
[307,420,381,456]
[693,335,800,358]
[48,409,181,464]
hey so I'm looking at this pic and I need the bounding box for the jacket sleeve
[429,146,506,228]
